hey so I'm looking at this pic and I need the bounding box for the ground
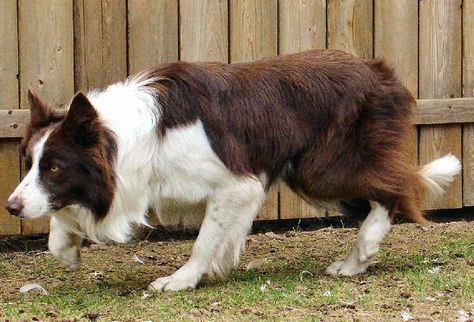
[0,214,473,321]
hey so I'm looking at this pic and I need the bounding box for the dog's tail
[395,154,461,225]
[418,154,461,197]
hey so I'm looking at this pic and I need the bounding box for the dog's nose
[5,197,24,217]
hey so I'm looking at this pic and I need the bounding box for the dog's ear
[63,92,101,148]
[28,90,56,129]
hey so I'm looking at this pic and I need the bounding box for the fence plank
[419,0,462,210]
[3,98,474,138]
[463,0,474,206]
[279,0,327,219]
[230,0,278,220]
[279,0,326,54]
[327,0,373,58]
[128,0,178,74]
[180,0,228,63]
[230,0,277,63]
[74,0,127,91]
[414,99,474,125]
[375,0,418,166]
[0,0,21,236]
[19,0,74,234]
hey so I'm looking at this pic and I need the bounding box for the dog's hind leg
[149,176,265,292]
[326,201,391,276]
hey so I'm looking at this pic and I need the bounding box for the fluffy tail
[419,154,461,197]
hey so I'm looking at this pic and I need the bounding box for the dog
[6,50,461,292]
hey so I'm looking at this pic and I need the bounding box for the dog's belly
[155,198,206,228]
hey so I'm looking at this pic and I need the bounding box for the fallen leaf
[340,300,355,309]
[19,283,48,295]
[427,267,441,274]
[246,258,267,270]
[401,309,412,321]
[299,270,314,281]
[133,254,144,264]
[295,284,307,292]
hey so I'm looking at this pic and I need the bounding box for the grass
[0,220,473,321]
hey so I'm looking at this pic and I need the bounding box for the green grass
[1,222,473,321]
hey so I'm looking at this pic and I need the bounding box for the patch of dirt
[0,212,473,321]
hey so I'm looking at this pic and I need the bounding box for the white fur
[326,201,391,276]
[7,131,51,219]
[420,153,461,196]
[48,214,83,270]
[73,75,163,243]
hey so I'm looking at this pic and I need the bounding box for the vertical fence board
[128,0,178,74]
[180,0,228,63]
[230,0,278,220]
[419,0,462,209]
[74,0,127,91]
[279,0,326,54]
[327,0,373,58]
[279,0,327,219]
[374,1,418,166]
[463,0,474,206]
[230,0,277,63]
[0,0,21,236]
[19,0,74,234]
[128,0,178,227]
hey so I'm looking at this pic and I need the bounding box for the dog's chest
[152,121,231,203]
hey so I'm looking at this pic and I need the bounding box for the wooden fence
[1,0,473,236]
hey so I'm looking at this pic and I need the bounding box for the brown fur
[147,49,427,224]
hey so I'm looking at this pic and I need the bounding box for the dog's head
[5,91,116,220]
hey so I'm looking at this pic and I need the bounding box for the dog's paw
[51,246,81,271]
[325,260,345,276]
[325,260,368,276]
[148,266,201,292]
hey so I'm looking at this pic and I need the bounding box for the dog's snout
[6,197,24,217]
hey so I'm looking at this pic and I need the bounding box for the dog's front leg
[149,177,265,292]
[48,215,83,271]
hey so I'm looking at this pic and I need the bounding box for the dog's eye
[50,166,59,173]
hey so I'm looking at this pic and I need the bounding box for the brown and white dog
[6,50,461,292]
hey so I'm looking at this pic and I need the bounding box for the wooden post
[279,0,327,219]
[19,0,74,234]
[74,0,127,91]
[128,0,178,74]
[419,0,462,209]
[230,0,278,220]
[0,0,21,235]
[374,0,418,165]
[463,0,474,206]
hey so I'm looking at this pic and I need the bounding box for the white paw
[325,260,344,276]
[326,260,368,276]
[148,266,201,292]
[51,246,81,271]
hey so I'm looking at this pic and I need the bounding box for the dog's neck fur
[57,74,163,243]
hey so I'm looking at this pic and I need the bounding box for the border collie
[6,50,461,292]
